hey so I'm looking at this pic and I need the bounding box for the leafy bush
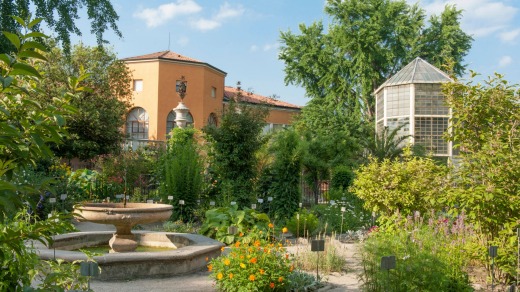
[285,209,319,238]
[360,213,473,291]
[312,194,371,234]
[162,220,199,234]
[159,127,203,221]
[200,205,270,245]
[209,235,293,291]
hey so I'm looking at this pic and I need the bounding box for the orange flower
[290,265,294,272]
[249,274,256,281]
[239,232,244,237]
[207,264,213,272]
[235,241,241,248]
[278,276,284,283]
[285,253,289,259]
[217,273,223,280]
[224,259,231,266]
[270,282,275,289]
[268,223,274,228]
[282,227,288,233]
[250,257,257,264]
[240,255,244,259]
[259,269,265,275]
[229,273,234,279]
[220,246,225,252]
[205,257,209,262]
[253,240,261,247]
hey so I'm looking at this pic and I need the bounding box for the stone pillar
[173,102,190,128]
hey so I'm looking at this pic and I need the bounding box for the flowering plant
[209,226,293,291]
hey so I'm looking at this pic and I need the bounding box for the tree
[36,43,132,160]
[443,73,520,280]
[279,0,472,121]
[0,0,121,54]
[266,129,302,220]
[203,85,268,207]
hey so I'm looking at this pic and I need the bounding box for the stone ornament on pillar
[174,76,190,128]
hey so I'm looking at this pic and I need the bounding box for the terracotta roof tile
[122,50,203,63]
[224,86,301,110]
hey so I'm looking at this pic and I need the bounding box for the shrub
[313,192,371,234]
[285,209,319,238]
[360,213,473,291]
[160,127,203,221]
[200,205,270,245]
[209,236,293,291]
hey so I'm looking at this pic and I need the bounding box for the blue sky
[67,0,520,106]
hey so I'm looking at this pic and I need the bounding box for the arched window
[166,111,177,137]
[186,112,194,127]
[207,113,218,127]
[126,107,149,140]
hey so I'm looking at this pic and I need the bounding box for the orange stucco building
[122,51,301,142]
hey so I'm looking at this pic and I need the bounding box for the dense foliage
[0,0,121,54]
[280,0,472,121]
[443,73,520,281]
[36,43,132,160]
[351,148,448,224]
[203,86,268,207]
[160,127,203,221]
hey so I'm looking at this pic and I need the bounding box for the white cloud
[411,0,518,38]
[500,28,520,42]
[498,55,513,67]
[250,45,259,52]
[191,2,244,31]
[134,0,202,28]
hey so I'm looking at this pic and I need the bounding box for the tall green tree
[0,0,121,54]
[36,43,132,160]
[443,73,520,280]
[279,0,472,121]
[203,85,268,207]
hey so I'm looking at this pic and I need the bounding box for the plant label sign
[49,198,56,203]
[311,239,325,252]
[179,200,185,205]
[230,201,236,205]
[258,198,264,203]
[380,255,396,270]
[210,201,215,206]
[60,194,67,200]
[146,200,154,204]
[80,262,99,277]
[489,246,498,258]
[168,195,173,200]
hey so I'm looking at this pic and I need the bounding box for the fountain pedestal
[74,203,173,253]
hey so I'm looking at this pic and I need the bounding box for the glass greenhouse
[374,57,453,157]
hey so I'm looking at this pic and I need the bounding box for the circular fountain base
[31,231,224,280]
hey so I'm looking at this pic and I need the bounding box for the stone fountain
[74,202,172,253]
[31,202,224,280]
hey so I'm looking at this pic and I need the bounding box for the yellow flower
[207,264,213,272]
[282,227,288,233]
[259,269,265,275]
[229,273,234,279]
[278,276,284,283]
[249,274,256,281]
[240,263,246,268]
[217,273,223,280]
[224,259,231,266]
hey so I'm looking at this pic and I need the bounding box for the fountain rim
[74,202,173,213]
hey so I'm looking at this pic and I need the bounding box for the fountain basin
[74,203,173,252]
[32,231,224,280]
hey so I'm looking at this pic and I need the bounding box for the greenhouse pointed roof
[375,57,452,93]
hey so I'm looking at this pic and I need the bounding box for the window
[133,80,143,92]
[414,117,449,155]
[415,84,449,115]
[211,87,216,98]
[126,107,148,140]
[166,111,177,137]
[386,85,410,117]
[207,113,218,126]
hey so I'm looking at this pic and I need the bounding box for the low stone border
[31,231,224,281]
